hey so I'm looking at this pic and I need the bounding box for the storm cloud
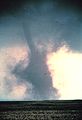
[0,0,82,100]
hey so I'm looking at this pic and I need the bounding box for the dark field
[0,100,82,120]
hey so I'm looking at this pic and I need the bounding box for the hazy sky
[0,0,82,100]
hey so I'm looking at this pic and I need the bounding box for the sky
[0,0,82,100]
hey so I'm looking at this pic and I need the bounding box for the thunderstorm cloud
[0,0,82,100]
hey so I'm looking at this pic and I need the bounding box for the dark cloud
[59,0,82,8]
[0,0,81,100]
[0,0,82,15]
[0,0,26,14]
[12,0,82,100]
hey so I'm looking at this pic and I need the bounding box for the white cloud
[0,45,33,100]
[46,44,82,99]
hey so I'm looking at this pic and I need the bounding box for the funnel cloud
[0,0,82,100]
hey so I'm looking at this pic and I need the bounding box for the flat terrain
[0,100,82,120]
